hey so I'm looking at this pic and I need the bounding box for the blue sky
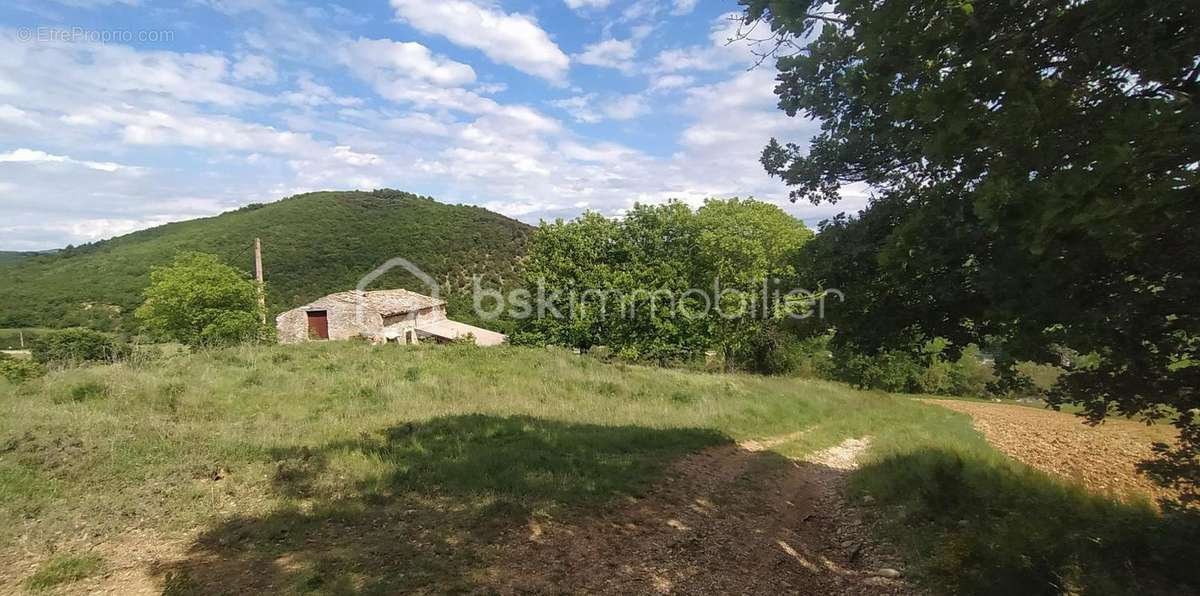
[0,0,862,250]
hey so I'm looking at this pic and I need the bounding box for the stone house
[275,289,506,346]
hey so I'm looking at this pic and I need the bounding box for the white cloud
[558,141,639,163]
[231,54,277,84]
[564,0,610,8]
[550,95,601,123]
[382,113,452,137]
[281,73,363,107]
[389,0,570,82]
[648,73,695,92]
[576,38,637,74]
[341,38,476,88]
[331,145,380,167]
[0,148,138,172]
[620,0,664,22]
[552,93,647,122]
[2,36,269,107]
[651,12,748,74]
[602,94,647,120]
[671,0,698,15]
[0,104,39,128]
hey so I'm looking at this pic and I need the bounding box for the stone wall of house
[276,297,386,344]
[276,295,453,345]
[382,305,446,327]
[381,305,446,344]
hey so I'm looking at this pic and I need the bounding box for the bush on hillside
[30,328,129,365]
[951,345,998,396]
[0,353,46,383]
[789,333,836,379]
[838,349,926,392]
[831,337,998,397]
[1011,361,1063,399]
[743,326,795,375]
[742,326,836,376]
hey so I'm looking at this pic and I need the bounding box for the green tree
[135,252,264,348]
[515,199,812,369]
[515,205,711,362]
[694,198,813,371]
[742,0,1199,503]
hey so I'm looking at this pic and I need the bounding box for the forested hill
[0,190,531,330]
[0,250,54,265]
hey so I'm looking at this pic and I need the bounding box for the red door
[306,310,329,339]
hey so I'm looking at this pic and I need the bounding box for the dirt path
[482,436,912,595]
[2,435,910,595]
[921,399,1179,504]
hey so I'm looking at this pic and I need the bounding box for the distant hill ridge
[0,190,531,330]
[0,250,56,265]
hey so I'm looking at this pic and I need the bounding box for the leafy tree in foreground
[135,252,264,348]
[695,198,813,371]
[515,199,812,368]
[742,0,1198,503]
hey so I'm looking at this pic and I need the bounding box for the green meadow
[1,342,1194,594]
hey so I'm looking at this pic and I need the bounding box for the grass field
[0,342,1195,594]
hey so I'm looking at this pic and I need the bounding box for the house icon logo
[355,257,441,325]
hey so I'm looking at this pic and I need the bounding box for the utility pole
[254,238,266,325]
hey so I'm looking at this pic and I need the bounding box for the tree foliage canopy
[515,199,813,367]
[742,0,1199,503]
[135,252,263,347]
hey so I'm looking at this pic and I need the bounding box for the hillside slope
[0,190,530,329]
[0,251,52,265]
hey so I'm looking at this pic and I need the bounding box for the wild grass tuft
[25,554,104,591]
[56,380,109,403]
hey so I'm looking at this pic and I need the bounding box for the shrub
[1012,361,1063,398]
[63,381,109,403]
[830,338,999,397]
[0,355,46,383]
[951,344,998,397]
[917,338,955,394]
[615,346,640,363]
[790,333,835,379]
[404,367,421,382]
[197,311,264,348]
[30,328,128,366]
[743,325,797,375]
[838,349,925,392]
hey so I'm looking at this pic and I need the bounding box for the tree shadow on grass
[850,447,1200,596]
[152,415,729,595]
